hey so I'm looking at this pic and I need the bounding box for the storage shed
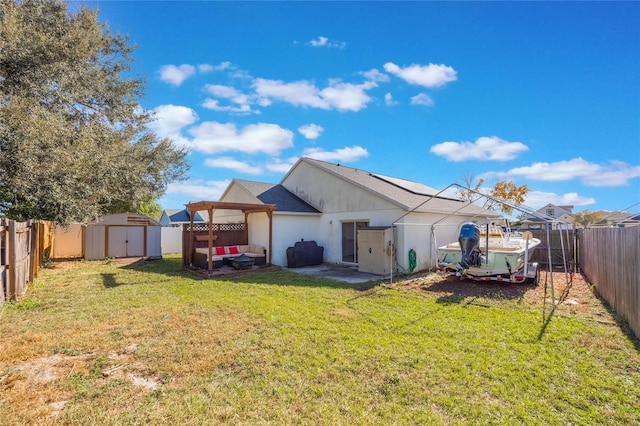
[85,214,161,260]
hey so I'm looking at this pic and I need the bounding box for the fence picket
[0,219,42,304]
[579,227,640,339]
[1,219,7,304]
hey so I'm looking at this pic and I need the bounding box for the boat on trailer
[437,222,541,284]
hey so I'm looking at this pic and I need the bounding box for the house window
[341,221,369,263]
[546,208,555,217]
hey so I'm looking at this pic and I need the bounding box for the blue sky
[87,1,640,214]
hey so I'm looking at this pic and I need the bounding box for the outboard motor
[458,223,482,268]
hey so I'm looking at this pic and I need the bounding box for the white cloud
[148,104,198,148]
[203,157,263,175]
[581,160,640,187]
[485,158,640,187]
[411,93,434,107]
[308,36,347,49]
[254,78,374,112]
[303,146,369,162]
[309,36,329,47]
[524,191,596,210]
[383,62,457,88]
[198,64,214,73]
[298,124,324,140]
[320,81,373,111]
[254,78,327,109]
[384,92,397,106]
[362,68,390,83]
[430,136,529,162]
[499,158,600,182]
[202,84,257,114]
[201,99,254,114]
[160,62,231,85]
[189,122,294,155]
[159,64,196,86]
[165,179,231,201]
[205,84,251,105]
[213,61,232,71]
[266,157,299,173]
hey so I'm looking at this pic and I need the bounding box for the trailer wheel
[527,268,540,286]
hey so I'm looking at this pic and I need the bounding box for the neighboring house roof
[233,180,320,214]
[599,211,633,222]
[523,203,573,222]
[286,157,498,217]
[160,208,208,224]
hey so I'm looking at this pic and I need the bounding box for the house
[159,208,209,227]
[211,157,499,273]
[521,204,574,230]
[591,211,640,228]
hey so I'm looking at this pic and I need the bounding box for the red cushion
[215,246,226,255]
[228,246,239,254]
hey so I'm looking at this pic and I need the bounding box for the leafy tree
[572,210,605,228]
[458,172,529,215]
[0,0,188,224]
[133,197,163,221]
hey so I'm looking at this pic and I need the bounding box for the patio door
[341,221,369,263]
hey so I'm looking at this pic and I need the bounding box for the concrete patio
[285,263,388,284]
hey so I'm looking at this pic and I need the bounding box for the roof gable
[283,157,497,217]
[232,179,320,214]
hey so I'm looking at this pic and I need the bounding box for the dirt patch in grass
[392,269,610,321]
[0,345,160,421]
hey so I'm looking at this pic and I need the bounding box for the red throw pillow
[228,246,239,254]
[215,246,226,255]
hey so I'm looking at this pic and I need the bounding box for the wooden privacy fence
[528,229,576,268]
[578,226,640,339]
[0,219,41,302]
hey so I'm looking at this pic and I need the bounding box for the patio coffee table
[231,254,255,270]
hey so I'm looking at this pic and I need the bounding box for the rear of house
[215,157,498,274]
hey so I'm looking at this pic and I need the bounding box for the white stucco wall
[271,214,322,266]
[283,163,397,213]
[394,214,494,271]
[314,209,404,265]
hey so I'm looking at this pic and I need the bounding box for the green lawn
[1,255,638,425]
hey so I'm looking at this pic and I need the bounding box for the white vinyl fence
[161,227,183,255]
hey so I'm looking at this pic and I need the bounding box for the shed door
[126,227,145,257]
[357,229,386,275]
[108,227,145,258]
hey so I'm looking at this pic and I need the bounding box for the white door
[108,227,145,258]
[126,227,145,257]
[108,227,128,258]
[357,229,386,274]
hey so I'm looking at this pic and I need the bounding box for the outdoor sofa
[192,244,266,270]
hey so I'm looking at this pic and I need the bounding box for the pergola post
[268,211,273,265]
[188,213,194,266]
[207,207,214,271]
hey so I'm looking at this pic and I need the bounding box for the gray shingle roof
[234,180,320,214]
[299,158,498,217]
[162,209,208,223]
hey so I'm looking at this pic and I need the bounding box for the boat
[437,222,541,284]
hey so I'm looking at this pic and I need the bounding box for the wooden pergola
[185,201,277,271]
